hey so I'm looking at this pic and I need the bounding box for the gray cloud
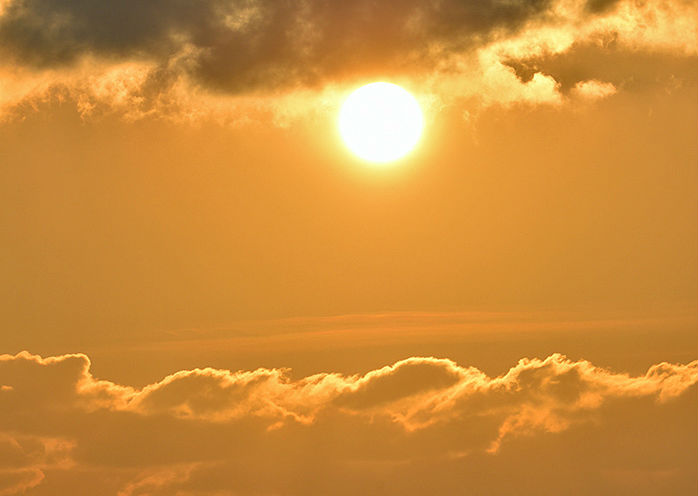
[0,0,694,121]
[1,0,559,92]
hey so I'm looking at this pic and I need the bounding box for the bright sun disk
[339,82,424,164]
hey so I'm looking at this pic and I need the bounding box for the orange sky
[0,0,696,494]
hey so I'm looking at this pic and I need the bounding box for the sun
[339,82,424,164]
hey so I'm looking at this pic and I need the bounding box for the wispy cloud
[131,308,696,355]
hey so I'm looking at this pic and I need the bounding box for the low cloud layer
[1,351,695,494]
[0,0,695,122]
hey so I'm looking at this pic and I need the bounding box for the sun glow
[339,82,424,164]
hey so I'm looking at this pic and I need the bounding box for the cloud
[0,350,696,494]
[0,432,74,495]
[0,0,553,84]
[571,79,617,100]
[0,0,695,122]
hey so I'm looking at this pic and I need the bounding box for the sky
[0,0,696,494]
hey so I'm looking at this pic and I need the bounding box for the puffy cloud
[0,0,694,121]
[571,79,617,100]
[0,350,695,494]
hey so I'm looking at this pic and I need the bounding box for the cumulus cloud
[0,350,696,494]
[0,0,695,121]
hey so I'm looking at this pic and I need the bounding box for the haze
[0,0,696,494]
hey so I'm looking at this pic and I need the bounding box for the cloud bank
[0,351,696,494]
[0,0,695,122]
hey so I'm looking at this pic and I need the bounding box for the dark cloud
[503,43,698,92]
[0,0,693,119]
[585,0,621,13]
[0,0,557,92]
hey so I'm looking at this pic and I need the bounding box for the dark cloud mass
[0,0,694,119]
[1,0,556,92]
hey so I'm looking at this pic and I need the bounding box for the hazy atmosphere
[1,0,696,493]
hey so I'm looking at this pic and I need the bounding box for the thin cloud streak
[127,308,696,355]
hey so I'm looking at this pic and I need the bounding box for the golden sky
[0,0,696,494]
